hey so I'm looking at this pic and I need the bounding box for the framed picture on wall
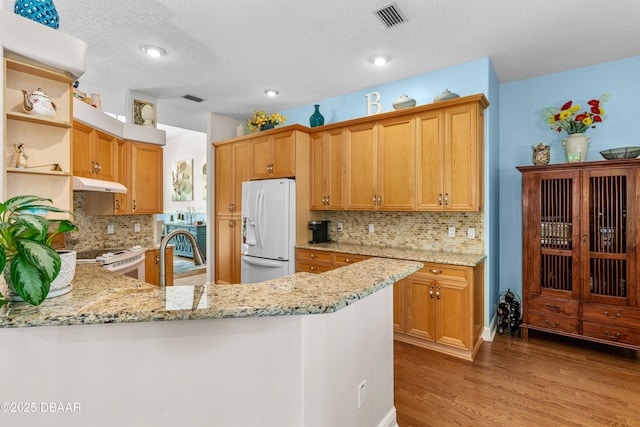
[133,99,156,127]
[171,159,193,201]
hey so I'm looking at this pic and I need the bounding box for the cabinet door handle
[429,269,442,274]
[229,203,235,212]
[132,200,137,210]
[115,199,121,210]
[438,194,443,206]
[429,286,434,299]
[310,266,317,271]
[326,196,330,205]
[604,330,621,339]
[436,286,441,299]
[309,254,317,259]
[444,193,449,205]
[372,196,377,205]
[545,303,561,312]
[604,311,621,320]
[229,220,235,228]
[544,320,560,327]
[344,258,351,263]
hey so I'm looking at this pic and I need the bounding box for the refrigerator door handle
[257,188,265,249]
[242,256,285,268]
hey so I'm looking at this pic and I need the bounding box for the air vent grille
[182,94,204,103]
[374,3,407,28]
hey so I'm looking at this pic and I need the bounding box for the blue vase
[14,0,59,29]
[259,123,275,131]
[309,104,324,128]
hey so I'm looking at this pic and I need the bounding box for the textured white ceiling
[4,0,640,132]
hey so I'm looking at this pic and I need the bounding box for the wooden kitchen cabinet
[416,96,486,211]
[518,160,640,350]
[249,128,298,179]
[72,121,117,181]
[295,248,368,273]
[344,116,415,210]
[215,215,243,284]
[310,129,345,210]
[128,141,163,214]
[215,140,249,216]
[3,57,74,218]
[214,140,250,284]
[395,262,484,360]
[145,246,174,286]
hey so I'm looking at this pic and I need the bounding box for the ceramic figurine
[433,89,460,102]
[14,143,28,168]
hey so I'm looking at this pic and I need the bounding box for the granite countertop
[296,242,486,267]
[0,258,422,329]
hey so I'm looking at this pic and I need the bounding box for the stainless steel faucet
[159,229,205,287]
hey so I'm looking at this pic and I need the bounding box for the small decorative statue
[14,143,28,168]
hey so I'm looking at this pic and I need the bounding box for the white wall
[161,125,208,216]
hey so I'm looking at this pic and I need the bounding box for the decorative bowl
[600,147,640,160]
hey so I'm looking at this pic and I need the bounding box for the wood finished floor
[394,331,640,427]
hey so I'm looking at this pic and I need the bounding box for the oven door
[103,255,146,282]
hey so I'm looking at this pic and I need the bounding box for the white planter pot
[3,250,76,301]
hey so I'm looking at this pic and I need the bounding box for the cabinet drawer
[417,263,469,281]
[296,249,332,265]
[527,312,580,334]
[333,253,367,266]
[296,261,332,274]
[527,295,579,317]
[583,304,640,329]
[582,321,640,347]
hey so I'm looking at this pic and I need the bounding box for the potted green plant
[0,195,78,306]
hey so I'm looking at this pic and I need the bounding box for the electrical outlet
[134,223,141,233]
[448,226,456,237]
[468,227,476,239]
[368,223,375,233]
[107,224,114,235]
[337,222,343,232]
[357,380,366,409]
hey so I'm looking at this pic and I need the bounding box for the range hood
[73,176,127,193]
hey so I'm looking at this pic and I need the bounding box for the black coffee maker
[309,220,330,243]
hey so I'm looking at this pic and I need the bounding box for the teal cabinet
[165,224,207,259]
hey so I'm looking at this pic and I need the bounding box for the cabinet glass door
[584,169,634,304]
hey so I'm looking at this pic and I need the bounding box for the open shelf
[7,111,72,128]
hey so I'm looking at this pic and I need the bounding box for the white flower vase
[562,133,590,162]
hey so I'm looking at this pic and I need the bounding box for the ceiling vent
[374,3,407,28]
[182,94,204,103]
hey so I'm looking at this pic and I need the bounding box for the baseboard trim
[378,407,398,427]
[482,312,497,341]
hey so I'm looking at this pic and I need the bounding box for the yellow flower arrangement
[247,110,287,132]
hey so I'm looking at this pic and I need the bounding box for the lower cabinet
[296,248,485,360]
[145,247,174,286]
[215,215,242,284]
[395,262,484,360]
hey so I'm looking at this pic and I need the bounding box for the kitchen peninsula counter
[296,242,485,266]
[1,257,420,427]
[0,257,422,328]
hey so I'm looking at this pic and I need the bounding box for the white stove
[76,246,146,281]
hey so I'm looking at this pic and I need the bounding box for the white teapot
[22,88,57,116]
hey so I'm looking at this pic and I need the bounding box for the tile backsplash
[66,193,155,251]
[321,211,485,254]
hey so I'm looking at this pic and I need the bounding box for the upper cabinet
[3,57,74,218]
[215,140,250,216]
[311,94,488,212]
[310,128,345,210]
[128,141,163,214]
[250,127,302,179]
[416,99,486,211]
[72,120,117,181]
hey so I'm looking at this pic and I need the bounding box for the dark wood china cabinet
[518,159,640,349]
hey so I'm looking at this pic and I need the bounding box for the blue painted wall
[499,55,640,298]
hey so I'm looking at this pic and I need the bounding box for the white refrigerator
[240,178,296,283]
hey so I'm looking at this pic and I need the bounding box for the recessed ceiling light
[264,89,279,97]
[140,45,167,58]
[371,55,389,66]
